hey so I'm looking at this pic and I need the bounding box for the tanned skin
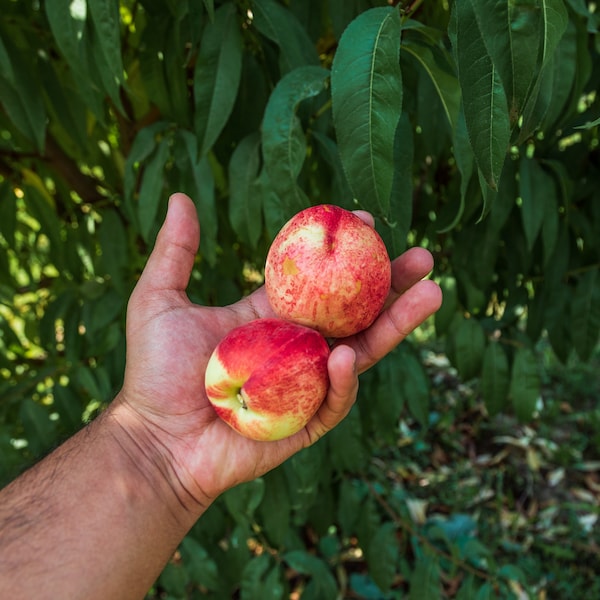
[0,193,442,599]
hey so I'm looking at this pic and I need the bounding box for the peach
[204,318,330,441]
[265,204,391,337]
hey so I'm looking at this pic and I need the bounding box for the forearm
[0,399,209,600]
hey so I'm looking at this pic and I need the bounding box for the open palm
[116,193,441,506]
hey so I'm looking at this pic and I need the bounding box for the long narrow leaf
[453,0,510,190]
[252,0,319,73]
[228,133,263,248]
[571,271,600,361]
[331,7,403,215]
[401,38,460,131]
[194,2,243,156]
[261,65,330,214]
[510,347,541,421]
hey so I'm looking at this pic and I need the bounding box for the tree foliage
[0,0,599,597]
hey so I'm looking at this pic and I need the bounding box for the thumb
[135,193,200,295]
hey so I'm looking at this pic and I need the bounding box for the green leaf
[257,469,291,547]
[283,550,337,598]
[366,523,398,593]
[453,316,486,382]
[228,132,263,248]
[180,134,218,266]
[331,6,403,214]
[0,33,46,151]
[475,582,494,600]
[87,0,124,91]
[519,157,555,251]
[124,122,170,203]
[19,399,57,457]
[75,366,103,401]
[371,354,405,443]
[575,115,600,130]
[137,138,170,242]
[241,555,285,600]
[39,58,89,155]
[311,131,352,205]
[401,348,430,428]
[0,183,17,246]
[434,276,458,336]
[252,0,319,73]
[481,341,510,416]
[180,537,220,590]
[25,185,64,267]
[571,271,600,361]
[401,37,460,131]
[337,478,366,537]
[194,2,243,156]
[203,0,215,21]
[0,32,15,86]
[489,158,517,234]
[539,0,569,70]
[385,112,414,255]
[83,287,124,336]
[452,0,510,190]
[223,478,265,524]
[440,106,471,232]
[284,444,324,522]
[158,561,190,596]
[470,0,543,123]
[52,384,83,432]
[261,65,330,214]
[408,556,441,600]
[45,0,88,76]
[541,192,559,265]
[98,209,129,288]
[328,406,367,472]
[509,347,540,421]
[240,554,271,600]
[540,20,578,131]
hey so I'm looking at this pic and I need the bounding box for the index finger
[340,277,442,374]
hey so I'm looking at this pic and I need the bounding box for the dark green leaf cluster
[0,0,599,597]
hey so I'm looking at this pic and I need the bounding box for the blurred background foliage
[0,0,599,598]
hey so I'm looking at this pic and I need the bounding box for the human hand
[114,193,442,512]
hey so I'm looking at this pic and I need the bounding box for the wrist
[106,394,213,526]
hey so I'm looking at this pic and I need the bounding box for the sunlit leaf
[88,0,124,105]
[45,0,88,76]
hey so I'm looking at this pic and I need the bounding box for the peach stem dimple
[236,389,249,410]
